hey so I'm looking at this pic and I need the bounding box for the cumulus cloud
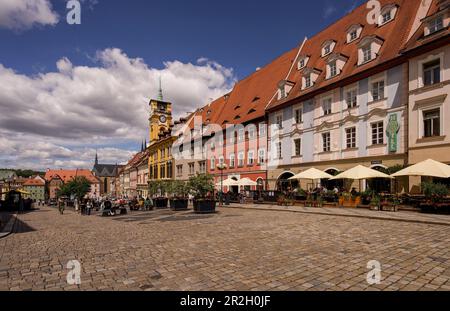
[0,48,236,170]
[0,0,59,30]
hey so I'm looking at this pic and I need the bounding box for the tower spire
[95,150,98,165]
[157,76,163,101]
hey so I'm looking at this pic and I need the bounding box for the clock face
[159,115,167,123]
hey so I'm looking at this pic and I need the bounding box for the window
[238,152,245,167]
[371,122,384,145]
[199,161,206,173]
[210,157,216,170]
[322,132,331,152]
[167,161,173,179]
[160,164,166,179]
[259,123,267,137]
[238,128,245,142]
[372,80,385,101]
[189,163,195,175]
[423,109,440,138]
[299,59,305,69]
[346,127,357,149]
[229,131,235,144]
[294,108,303,124]
[248,151,255,165]
[350,30,358,41]
[324,45,331,55]
[382,10,392,24]
[305,75,312,88]
[346,89,357,108]
[258,149,266,164]
[362,45,372,63]
[229,154,235,168]
[329,61,337,78]
[322,98,332,116]
[176,165,183,176]
[219,156,225,166]
[423,59,441,86]
[276,115,283,129]
[277,142,282,159]
[161,148,166,159]
[428,16,444,34]
[248,127,256,140]
[294,138,301,156]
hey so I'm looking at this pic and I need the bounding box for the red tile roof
[23,179,45,186]
[266,0,423,111]
[44,169,100,184]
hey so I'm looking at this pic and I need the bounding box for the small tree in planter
[168,180,189,211]
[149,180,169,208]
[188,174,216,214]
[421,182,449,213]
[370,195,381,211]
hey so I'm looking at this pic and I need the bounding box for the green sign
[387,114,400,153]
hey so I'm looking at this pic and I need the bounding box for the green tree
[188,174,215,199]
[58,176,91,199]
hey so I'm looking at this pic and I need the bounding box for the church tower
[149,77,172,144]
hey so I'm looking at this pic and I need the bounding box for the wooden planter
[193,199,216,214]
[339,196,361,208]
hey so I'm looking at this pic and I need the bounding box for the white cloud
[0,0,59,30]
[0,48,236,170]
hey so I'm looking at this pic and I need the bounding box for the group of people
[128,196,154,211]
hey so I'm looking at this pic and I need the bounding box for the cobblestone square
[0,206,449,291]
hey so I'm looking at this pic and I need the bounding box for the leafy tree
[58,177,91,199]
[188,174,215,199]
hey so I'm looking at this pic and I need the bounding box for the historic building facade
[23,177,46,202]
[148,98,176,182]
[44,169,101,200]
[92,153,123,196]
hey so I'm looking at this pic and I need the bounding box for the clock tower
[149,80,172,143]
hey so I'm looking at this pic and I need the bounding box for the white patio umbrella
[330,165,393,180]
[330,165,393,191]
[391,159,450,179]
[237,178,258,187]
[289,168,334,181]
[215,178,239,188]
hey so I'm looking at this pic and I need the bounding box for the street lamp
[216,163,228,207]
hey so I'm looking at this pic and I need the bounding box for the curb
[223,205,450,227]
[0,214,17,239]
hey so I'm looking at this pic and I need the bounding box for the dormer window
[297,55,309,70]
[358,36,384,65]
[378,4,398,26]
[277,80,294,100]
[428,16,444,35]
[305,75,312,88]
[329,61,337,78]
[363,45,372,63]
[321,40,336,57]
[301,68,321,90]
[326,53,348,79]
[347,24,363,43]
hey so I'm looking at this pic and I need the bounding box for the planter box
[193,199,216,214]
[170,199,189,211]
[154,198,168,209]
[381,204,398,212]
[339,196,361,208]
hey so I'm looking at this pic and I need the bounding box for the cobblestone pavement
[0,206,449,291]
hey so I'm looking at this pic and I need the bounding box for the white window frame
[258,148,266,164]
[305,74,312,88]
[229,153,235,168]
[275,113,283,129]
[322,132,331,152]
[369,74,387,102]
[346,88,358,109]
[247,150,255,165]
[418,102,444,140]
[370,121,385,145]
[238,128,245,142]
[259,123,267,137]
[294,106,303,124]
[210,157,216,170]
[362,44,372,63]
[329,61,337,78]
[345,127,357,149]
[418,53,444,88]
[322,97,332,116]
[238,152,245,167]
[219,156,225,166]
[428,16,444,35]
[293,138,302,157]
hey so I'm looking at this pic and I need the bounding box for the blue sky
[0,0,366,170]
[0,0,365,78]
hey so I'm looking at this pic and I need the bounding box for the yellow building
[148,94,176,181]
